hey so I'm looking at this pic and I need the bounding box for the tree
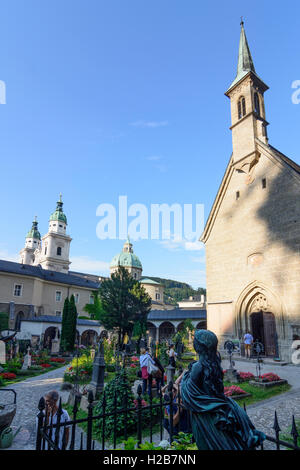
[98,266,152,348]
[131,282,151,353]
[60,297,70,352]
[83,291,105,320]
[60,295,77,352]
[68,295,78,351]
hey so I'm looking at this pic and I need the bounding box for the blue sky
[0,0,299,288]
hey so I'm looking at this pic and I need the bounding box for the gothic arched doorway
[250,311,277,356]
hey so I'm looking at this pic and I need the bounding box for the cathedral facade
[201,22,300,362]
[0,196,101,332]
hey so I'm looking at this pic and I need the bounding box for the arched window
[238,97,246,119]
[254,92,260,116]
[57,247,62,256]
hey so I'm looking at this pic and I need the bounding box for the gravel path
[222,358,300,449]
[1,359,299,450]
[0,366,69,450]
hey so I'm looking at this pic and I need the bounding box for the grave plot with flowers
[223,369,290,406]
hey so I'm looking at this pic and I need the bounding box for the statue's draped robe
[181,362,265,450]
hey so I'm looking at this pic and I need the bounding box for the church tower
[225,21,269,175]
[19,216,41,265]
[39,195,72,273]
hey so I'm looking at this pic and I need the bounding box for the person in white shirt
[139,348,155,395]
[167,343,177,368]
[36,390,70,449]
[244,331,254,359]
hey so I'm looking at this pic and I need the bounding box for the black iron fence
[36,382,300,451]
[36,381,191,450]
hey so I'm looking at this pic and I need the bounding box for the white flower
[159,440,170,449]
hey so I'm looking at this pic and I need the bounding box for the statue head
[193,329,218,355]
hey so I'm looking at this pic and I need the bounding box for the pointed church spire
[226,20,267,94]
[237,19,255,77]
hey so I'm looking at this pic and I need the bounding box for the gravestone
[90,347,96,361]
[223,340,240,383]
[88,340,105,398]
[166,364,175,384]
[132,379,143,398]
[51,329,60,355]
[0,340,6,364]
[22,347,32,370]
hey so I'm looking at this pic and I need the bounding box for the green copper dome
[49,195,67,224]
[110,252,142,269]
[110,238,142,269]
[26,218,41,240]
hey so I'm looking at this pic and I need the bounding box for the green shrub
[0,375,4,386]
[29,365,43,371]
[94,369,136,441]
[16,369,33,376]
[94,370,161,442]
[106,364,116,372]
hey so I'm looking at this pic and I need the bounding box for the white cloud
[70,256,110,275]
[146,155,162,161]
[158,238,204,252]
[130,120,169,128]
[0,249,19,262]
[185,241,204,251]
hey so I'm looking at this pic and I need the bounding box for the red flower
[40,363,52,368]
[224,385,247,397]
[130,364,136,368]
[0,372,17,380]
[50,358,65,363]
[238,372,255,381]
[260,373,281,382]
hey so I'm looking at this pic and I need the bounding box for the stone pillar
[22,347,32,370]
[156,327,159,343]
[0,340,6,364]
[88,340,106,398]
[166,364,175,384]
[51,328,60,355]
[9,302,15,329]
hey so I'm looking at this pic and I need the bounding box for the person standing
[36,390,70,449]
[244,331,253,359]
[139,347,155,396]
[167,343,177,368]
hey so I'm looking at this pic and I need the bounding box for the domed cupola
[26,216,41,241]
[49,193,67,225]
[19,216,42,265]
[110,237,142,280]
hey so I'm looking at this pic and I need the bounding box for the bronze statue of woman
[181,329,266,450]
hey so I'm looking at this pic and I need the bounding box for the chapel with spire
[201,21,300,362]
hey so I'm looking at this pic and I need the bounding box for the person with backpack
[139,347,155,396]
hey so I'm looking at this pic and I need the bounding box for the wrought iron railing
[36,383,299,451]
